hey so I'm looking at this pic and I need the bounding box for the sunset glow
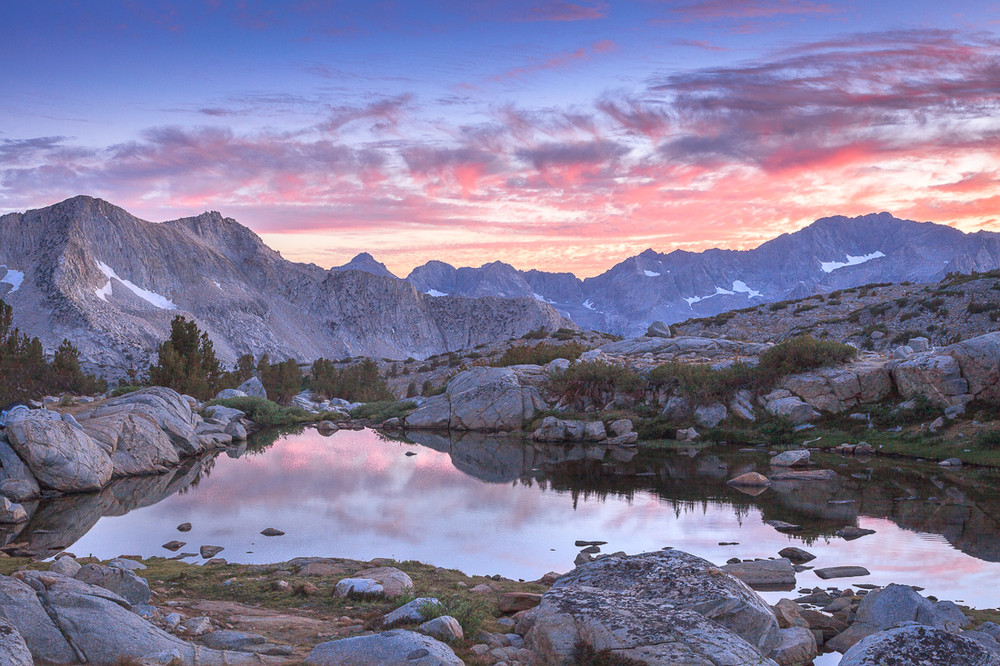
[2,1,999,276]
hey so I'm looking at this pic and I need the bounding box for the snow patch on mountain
[424,289,448,297]
[0,268,24,292]
[583,299,596,310]
[643,270,660,277]
[533,292,556,304]
[94,260,177,310]
[685,281,763,307]
[820,251,886,273]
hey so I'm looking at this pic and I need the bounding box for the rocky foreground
[1,546,999,665]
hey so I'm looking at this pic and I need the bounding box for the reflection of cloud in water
[59,429,1000,609]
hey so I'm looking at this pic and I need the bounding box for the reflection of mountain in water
[9,427,1000,566]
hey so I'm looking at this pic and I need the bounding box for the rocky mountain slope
[404,213,1000,336]
[672,270,1000,351]
[0,197,570,375]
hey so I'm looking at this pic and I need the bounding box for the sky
[1,1,999,277]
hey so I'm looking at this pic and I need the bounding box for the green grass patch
[207,396,335,426]
[350,400,417,423]
[494,342,586,366]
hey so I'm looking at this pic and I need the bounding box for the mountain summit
[0,196,569,374]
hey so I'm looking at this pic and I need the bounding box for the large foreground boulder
[406,366,547,431]
[840,624,1000,666]
[0,616,31,666]
[0,571,276,665]
[304,629,463,665]
[0,438,39,501]
[523,549,781,664]
[5,410,113,493]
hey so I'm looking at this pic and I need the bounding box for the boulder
[5,409,113,492]
[769,450,810,467]
[304,629,463,665]
[772,599,809,629]
[74,563,151,605]
[729,391,756,421]
[214,389,247,401]
[383,598,443,627]
[80,411,180,477]
[0,439,39,501]
[335,578,383,598]
[236,377,267,400]
[891,353,969,406]
[721,558,796,591]
[695,402,728,428]
[946,332,1000,401]
[0,616,31,666]
[85,387,202,455]
[826,583,969,652]
[646,321,672,338]
[225,421,247,441]
[49,556,82,577]
[840,624,1000,666]
[0,572,272,665]
[530,417,606,442]
[354,567,413,597]
[418,616,464,643]
[524,549,781,664]
[769,627,817,666]
[764,397,815,425]
[407,367,547,431]
[203,405,246,424]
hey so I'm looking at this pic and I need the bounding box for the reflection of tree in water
[245,426,305,454]
[177,456,217,494]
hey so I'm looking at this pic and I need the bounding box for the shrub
[974,429,1000,449]
[494,342,586,367]
[421,380,445,397]
[967,301,1000,315]
[572,641,648,666]
[416,595,493,637]
[209,396,318,426]
[756,336,856,378]
[521,326,548,340]
[648,362,755,403]
[405,382,418,398]
[551,362,644,402]
[551,327,578,341]
[350,400,417,422]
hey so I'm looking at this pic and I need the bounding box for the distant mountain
[405,213,1000,336]
[330,252,397,279]
[0,197,570,375]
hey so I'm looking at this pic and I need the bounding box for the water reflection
[10,428,1000,608]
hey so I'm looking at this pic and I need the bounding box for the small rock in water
[727,472,770,487]
[260,528,285,537]
[200,545,225,558]
[405,451,417,457]
[162,540,186,551]
[778,547,816,564]
[837,526,876,540]
[177,523,192,532]
[814,565,871,580]
[574,540,607,547]
[766,520,803,533]
[580,545,601,554]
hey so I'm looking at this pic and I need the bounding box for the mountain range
[0,196,568,375]
[1,197,998,375]
[402,212,1000,336]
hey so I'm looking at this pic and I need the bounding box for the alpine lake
[6,424,1000,663]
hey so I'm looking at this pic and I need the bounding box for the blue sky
[2,1,999,275]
